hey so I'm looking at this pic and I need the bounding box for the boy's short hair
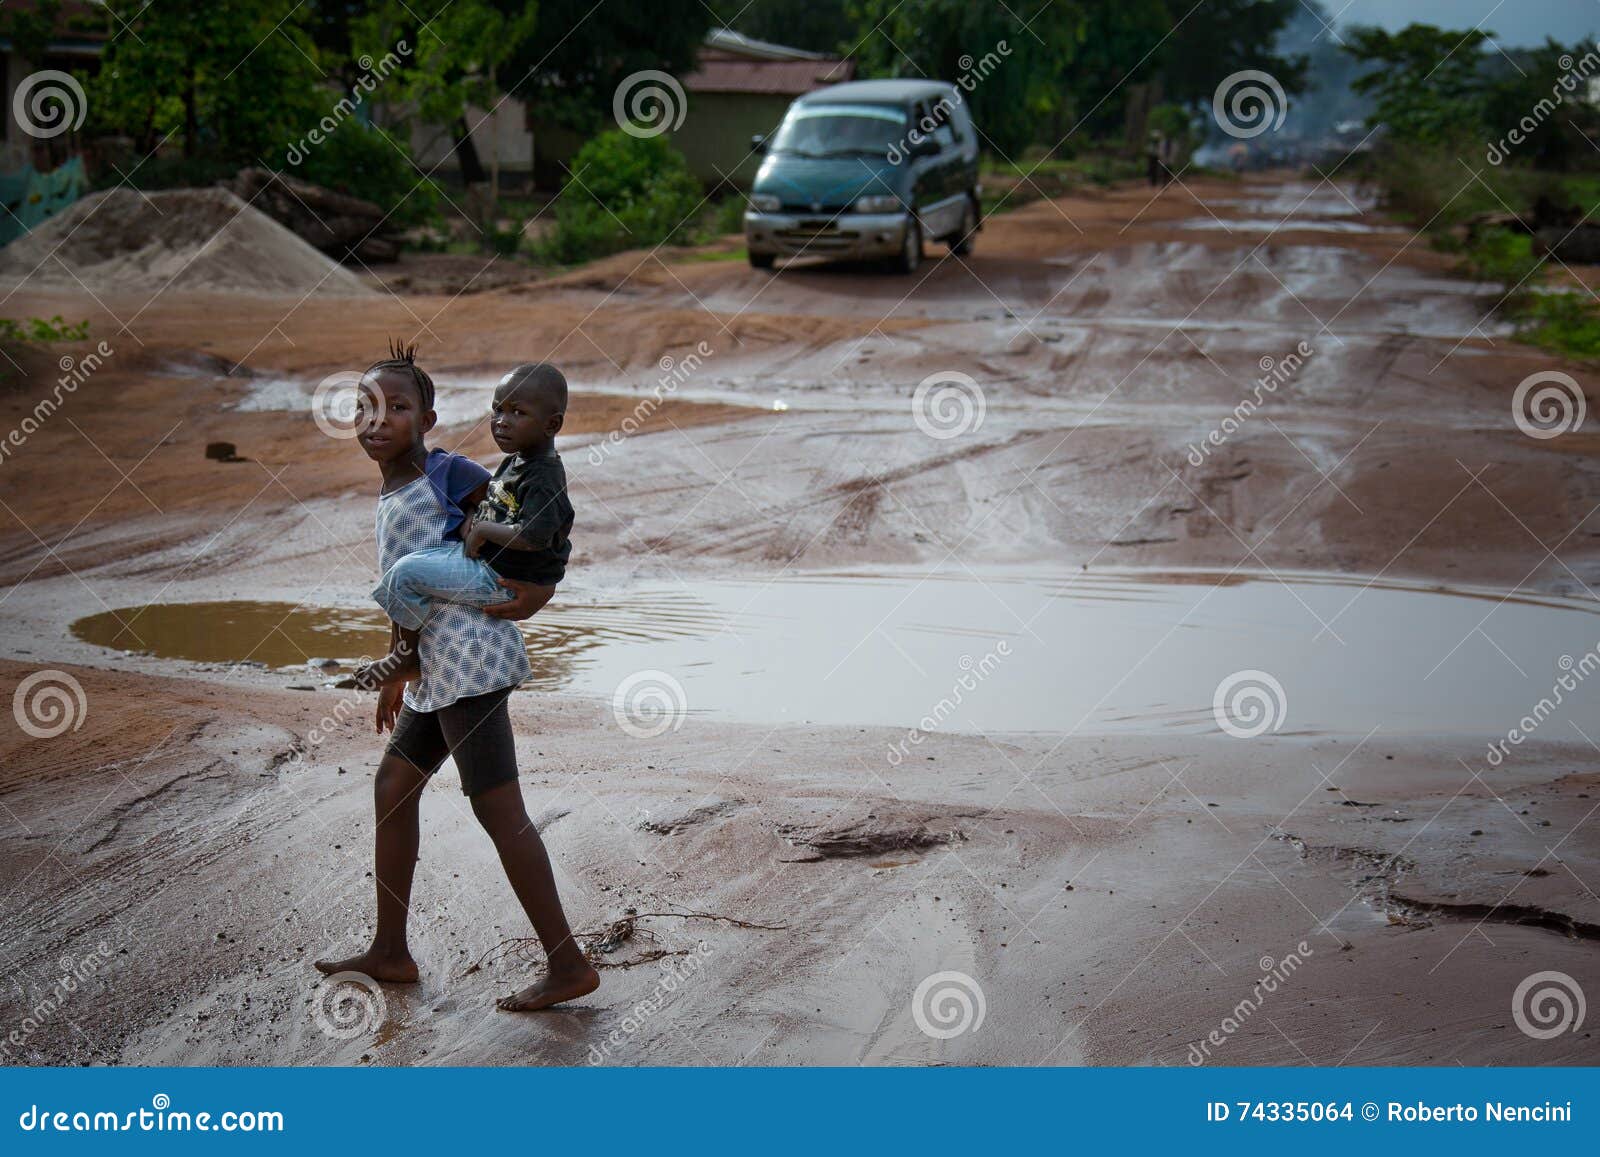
[367,338,435,411]
[500,363,567,413]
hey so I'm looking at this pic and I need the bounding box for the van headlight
[747,194,780,213]
[853,194,900,213]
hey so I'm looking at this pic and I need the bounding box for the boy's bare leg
[469,780,600,1010]
[353,629,420,690]
[314,753,427,982]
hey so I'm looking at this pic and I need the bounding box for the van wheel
[949,198,978,256]
[748,251,775,270]
[894,219,922,274]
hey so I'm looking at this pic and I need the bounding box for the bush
[1457,228,1541,301]
[1362,141,1572,233]
[108,117,439,230]
[121,155,242,193]
[0,316,91,342]
[485,224,524,256]
[704,194,746,238]
[1519,292,1600,360]
[292,120,439,229]
[534,131,703,265]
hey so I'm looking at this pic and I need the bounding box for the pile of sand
[0,187,373,297]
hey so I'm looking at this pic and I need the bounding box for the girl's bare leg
[470,780,599,1010]
[314,753,427,982]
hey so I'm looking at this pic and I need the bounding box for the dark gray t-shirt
[476,450,573,584]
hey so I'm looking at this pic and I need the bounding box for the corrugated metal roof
[683,57,855,96]
[704,27,826,62]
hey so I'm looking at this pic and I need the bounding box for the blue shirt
[421,448,491,541]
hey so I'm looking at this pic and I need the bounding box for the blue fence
[0,157,87,245]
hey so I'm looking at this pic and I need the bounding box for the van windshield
[769,104,907,158]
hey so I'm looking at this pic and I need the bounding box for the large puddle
[1177,217,1402,235]
[71,570,1600,738]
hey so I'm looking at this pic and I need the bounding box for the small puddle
[71,571,1600,737]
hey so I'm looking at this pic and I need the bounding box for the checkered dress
[376,474,530,712]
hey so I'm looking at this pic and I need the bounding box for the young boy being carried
[356,363,574,690]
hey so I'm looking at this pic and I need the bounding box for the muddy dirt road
[1,175,1597,1066]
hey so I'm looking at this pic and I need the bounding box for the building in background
[529,28,853,190]
[673,28,853,189]
[3,11,855,207]
[1,0,106,174]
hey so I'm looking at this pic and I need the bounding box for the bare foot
[496,963,600,1011]
[353,647,418,691]
[313,949,419,984]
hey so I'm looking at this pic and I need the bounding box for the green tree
[847,0,1086,156]
[351,0,538,189]
[88,1,324,159]
[1481,38,1600,171]
[1345,23,1491,144]
[496,0,714,135]
[0,0,63,67]
[1156,0,1306,109]
[708,0,852,55]
[1064,0,1173,141]
[846,0,1305,154]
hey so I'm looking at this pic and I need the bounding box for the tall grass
[1362,142,1600,359]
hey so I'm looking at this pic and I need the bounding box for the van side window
[949,104,971,146]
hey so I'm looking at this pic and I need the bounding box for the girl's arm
[375,622,406,732]
[481,577,557,621]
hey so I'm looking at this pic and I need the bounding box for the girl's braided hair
[365,338,435,410]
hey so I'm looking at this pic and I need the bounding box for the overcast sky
[1330,0,1598,47]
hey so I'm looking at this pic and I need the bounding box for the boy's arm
[465,517,550,554]
[464,488,565,556]
[456,480,489,546]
